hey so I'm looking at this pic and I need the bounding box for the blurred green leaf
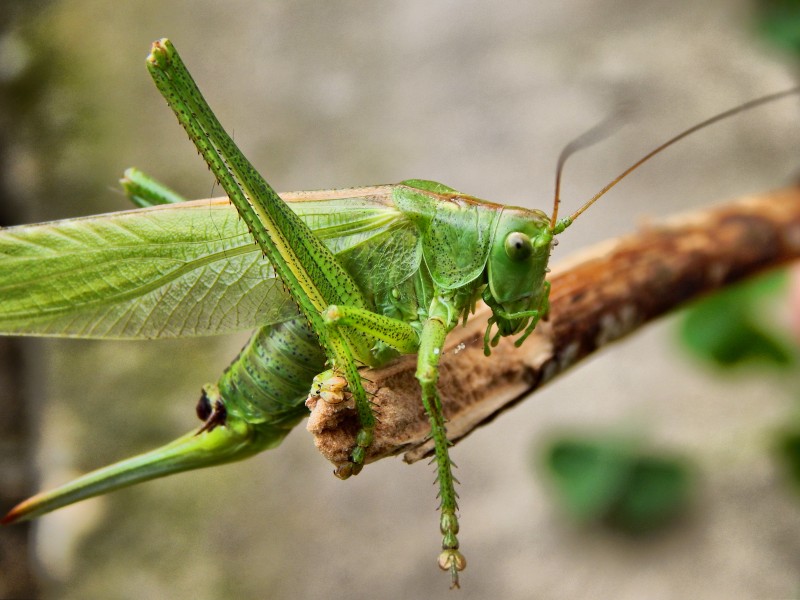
[755,0,800,55]
[679,271,795,370]
[774,427,800,490]
[545,439,630,521]
[605,457,692,533]
[542,436,692,534]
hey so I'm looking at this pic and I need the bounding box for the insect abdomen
[217,317,326,429]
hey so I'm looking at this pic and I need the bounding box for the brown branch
[306,186,800,467]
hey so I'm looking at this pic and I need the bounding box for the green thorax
[392,180,553,330]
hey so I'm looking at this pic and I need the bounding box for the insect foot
[306,370,349,405]
[438,548,467,589]
[334,428,373,479]
[438,513,467,589]
[305,370,372,479]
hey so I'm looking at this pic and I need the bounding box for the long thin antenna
[554,86,800,229]
[550,109,628,229]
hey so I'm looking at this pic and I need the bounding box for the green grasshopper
[0,38,797,587]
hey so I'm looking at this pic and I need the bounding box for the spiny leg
[417,316,466,588]
[322,304,420,354]
[320,305,422,478]
[322,301,464,582]
[147,39,376,476]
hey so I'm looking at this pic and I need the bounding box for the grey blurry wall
[0,1,799,599]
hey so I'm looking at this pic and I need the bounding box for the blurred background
[1,1,799,598]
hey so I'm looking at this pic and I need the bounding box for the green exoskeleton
[1,39,797,587]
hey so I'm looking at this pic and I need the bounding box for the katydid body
[1,38,797,587]
[0,174,553,584]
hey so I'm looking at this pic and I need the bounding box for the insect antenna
[550,109,628,229]
[552,86,800,231]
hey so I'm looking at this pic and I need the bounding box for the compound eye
[504,232,532,261]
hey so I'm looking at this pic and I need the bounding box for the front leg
[417,314,466,588]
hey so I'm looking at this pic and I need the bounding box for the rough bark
[307,186,800,466]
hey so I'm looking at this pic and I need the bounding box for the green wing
[0,185,421,339]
